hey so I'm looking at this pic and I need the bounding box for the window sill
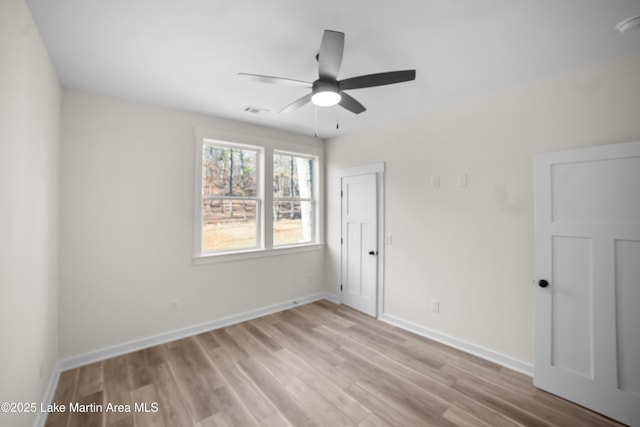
[192,243,324,265]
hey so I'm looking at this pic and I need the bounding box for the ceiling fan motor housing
[313,80,340,94]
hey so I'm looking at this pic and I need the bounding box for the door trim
[337,162,385,317]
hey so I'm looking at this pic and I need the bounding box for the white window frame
[193,127,324,264]
[272,150,316,248]
[200,140,263,255]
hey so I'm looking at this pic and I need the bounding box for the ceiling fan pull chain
[314,106,318,137]
[336,107,340,130]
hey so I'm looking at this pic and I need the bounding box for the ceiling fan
[239,30,416,114]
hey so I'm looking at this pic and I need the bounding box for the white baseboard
[36,295,532,427]
[322,292,340,304]
[34,292,331,427]
[32,360,62,427]
[379,312,533,376]
[58,292,330,372]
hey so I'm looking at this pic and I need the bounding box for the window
[194,128,322,260]
[273,152,315,246]
[201,142,260,253]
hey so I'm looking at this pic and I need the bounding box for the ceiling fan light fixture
[311,90,341,107]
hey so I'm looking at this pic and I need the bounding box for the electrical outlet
[431,300,440,313]
[169,300,179,313]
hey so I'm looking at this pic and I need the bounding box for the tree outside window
[273,152,314,246]
[201,143,259,253]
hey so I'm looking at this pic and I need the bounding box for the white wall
[59,90,325,359]
[0,1,60,426]
[325,53,640,365]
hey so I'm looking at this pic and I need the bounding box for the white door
[534,141,640,427]
[341,173,378,317]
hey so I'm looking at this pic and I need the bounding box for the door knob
[368,250,377,255]
[538,279,549,288]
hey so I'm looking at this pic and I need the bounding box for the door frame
[337,162,385,317]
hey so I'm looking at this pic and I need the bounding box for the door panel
[534,141,640,427]
[341,173,377,317]
[615,239,640,396]
[551,236,593,378]
[551,157,640,223]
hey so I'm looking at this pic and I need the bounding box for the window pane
[273,153,313,198]
[273,201,313,246]
[202,199,257,252]
[203,145,257,198]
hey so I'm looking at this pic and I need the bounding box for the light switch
[386,234,393,245]
[457,173,468,187]
[430,175,440,188]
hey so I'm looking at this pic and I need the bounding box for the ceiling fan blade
[279,92,313,114]
[339,70,416,90]
[238,73,312,88]
[318,30,345,81]
[339,92,366,114]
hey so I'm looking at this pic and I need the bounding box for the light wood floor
[45,300,624,427]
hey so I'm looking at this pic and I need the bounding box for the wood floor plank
[207,328,249,361]
[274,348,371,424]
[45,368,78,427]
[165,337,226,422]
[208,386,260,427]
[126,349,152,390]
[317,323,458,388]
[45,300,628,427]
[280,373,359,426]
[142,343,171,367]
[202,344,278,421]
[75,361,103,397]
[258,411,295,427]
[66,390,103,427]
[452,377,554,427]
[345,382,435,427]
[443,356,534,397]
[449,363,601,427]
[335,355,450,425]
[106,415,135,427]
[392,364,522,427]
[237,356,319,427]
[271,320,346,367]
[532,391,623,427]
[131,383,165,427]
[103,355,132,425]
[243,322,283,352]
[149,362,192,427]
[197,412,232,427]
[225,323,270,355]
[358,412,392,427]
[294,299,356,329]
[442,404,495,427]
[266,320,353,390]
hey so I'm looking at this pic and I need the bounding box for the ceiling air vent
[243,105,269,115]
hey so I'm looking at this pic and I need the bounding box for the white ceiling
[26,0,640,139]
